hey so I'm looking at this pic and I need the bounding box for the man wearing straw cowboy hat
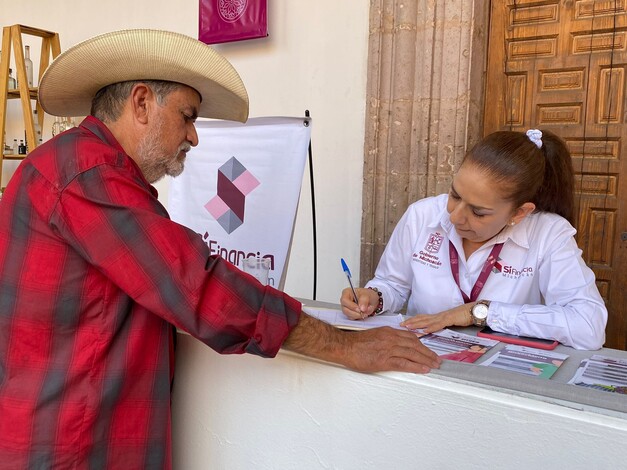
[0,29,440,468]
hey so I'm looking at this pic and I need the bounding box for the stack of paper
[303,306,408,331]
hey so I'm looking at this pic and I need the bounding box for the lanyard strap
[449,241,504,303]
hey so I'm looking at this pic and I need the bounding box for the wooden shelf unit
[0,24,61,186]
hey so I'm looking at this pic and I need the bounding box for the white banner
[168,117,311,288]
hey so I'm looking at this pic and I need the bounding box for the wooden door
[485,0,627,350]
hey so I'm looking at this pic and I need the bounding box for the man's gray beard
[136,118,189,184]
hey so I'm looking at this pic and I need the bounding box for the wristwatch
[470,300,490,327]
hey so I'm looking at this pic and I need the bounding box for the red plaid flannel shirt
[0,116,301,469]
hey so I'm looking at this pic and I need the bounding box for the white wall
[173,333,627,469]
[1,0,369,302]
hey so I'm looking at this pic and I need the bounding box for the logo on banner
[205,157,260,233]
[218,0,248,22]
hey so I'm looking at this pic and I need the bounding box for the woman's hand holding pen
[400,303,474,333]
[340,287,380,320]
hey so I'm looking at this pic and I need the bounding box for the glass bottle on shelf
[12,139,18,154]
[33,109,42,143]
[18,140,26,155]
[51,116,76,137]
[24,45,34,87]
[51,116,62,136]
[8,68,16,89]
[63,117,76,129]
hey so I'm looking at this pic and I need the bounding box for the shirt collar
[80,115,126,153]
[80,116,158,197]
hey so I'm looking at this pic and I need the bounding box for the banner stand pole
[304,110,317,300]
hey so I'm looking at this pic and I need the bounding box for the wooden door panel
[486,0,627,350]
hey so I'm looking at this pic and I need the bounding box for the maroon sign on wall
[199,0,268,45]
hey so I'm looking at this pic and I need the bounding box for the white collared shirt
[365,194,608,350]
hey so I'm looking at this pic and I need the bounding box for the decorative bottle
[52,116,62,136]
[33,109,42,143]
[63,117,76,129]
[8,68,16,89]
[24,45,34,87]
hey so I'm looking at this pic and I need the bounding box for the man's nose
[188,125,199,147]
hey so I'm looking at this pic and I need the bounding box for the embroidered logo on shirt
[205,157,260,234]
[425,231,444,253]
[413,231,444,268]
[502,265,534,278]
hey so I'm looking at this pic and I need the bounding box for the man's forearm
[282,312,348,364]
[281,312,441,374]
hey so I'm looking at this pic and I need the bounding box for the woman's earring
[509,221,515,226]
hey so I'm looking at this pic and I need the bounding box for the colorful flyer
[480,344,568,379]
[419,329,498,363]
[568,354,627,394]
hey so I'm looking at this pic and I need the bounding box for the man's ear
[512,202,536,224]
[129,83,152,124]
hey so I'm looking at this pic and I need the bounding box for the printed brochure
[481,344,568,379]
[568,354,627,394]
[419,329,498,363]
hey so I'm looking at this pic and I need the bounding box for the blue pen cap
[341,258,351,275]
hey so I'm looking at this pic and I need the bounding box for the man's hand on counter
[282,313,441,374]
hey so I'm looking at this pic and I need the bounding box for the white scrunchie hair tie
[526,129,543,149]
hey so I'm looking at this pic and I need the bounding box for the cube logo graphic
[205,157,260,233]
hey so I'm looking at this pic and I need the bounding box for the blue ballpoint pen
[340,257,360,306]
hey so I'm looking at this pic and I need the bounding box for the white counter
[171,327,627,469]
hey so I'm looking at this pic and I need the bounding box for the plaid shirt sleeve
[51,160,301,357]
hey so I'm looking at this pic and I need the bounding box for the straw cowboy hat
[38,29,249,122]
